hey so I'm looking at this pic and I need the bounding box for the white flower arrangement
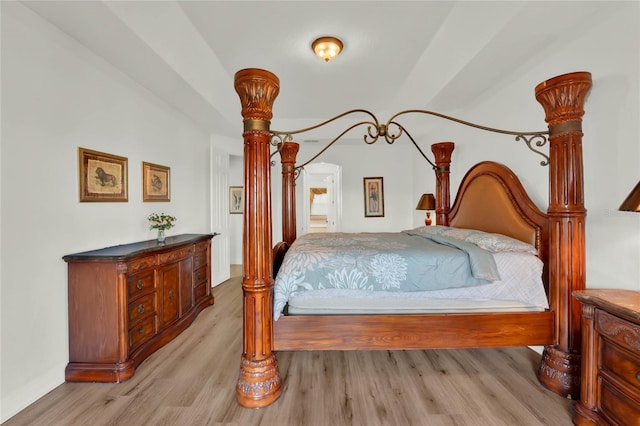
[148,213,177,231]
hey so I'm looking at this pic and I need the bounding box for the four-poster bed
[233,68,592,408]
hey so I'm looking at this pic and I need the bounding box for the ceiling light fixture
[312,36,343,62]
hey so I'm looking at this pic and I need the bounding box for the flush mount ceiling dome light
[312,36,343,62]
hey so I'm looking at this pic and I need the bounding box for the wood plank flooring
[4,266,574,425]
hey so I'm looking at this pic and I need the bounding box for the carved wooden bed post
[535,71,592,399]
[234,68,282,407]
[279,142,300,245]
[431,142,455,226]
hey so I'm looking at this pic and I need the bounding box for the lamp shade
[619,181,640,212]
[416,193,436,210]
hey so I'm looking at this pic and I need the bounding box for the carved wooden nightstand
[572,289,640,425]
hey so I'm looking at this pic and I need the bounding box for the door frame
[300,163,342,235]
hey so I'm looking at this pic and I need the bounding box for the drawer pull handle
[137,304,144,314]
[637,372,640,383]
[169,290,175,299]
[139,326,145,334]
[136,280,143,290]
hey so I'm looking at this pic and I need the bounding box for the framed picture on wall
[229,186,243,214]
[142,162,171,202]
[363,177,384,217]
[78,147,128,202]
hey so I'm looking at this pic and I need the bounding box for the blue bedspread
[273,231,500,320]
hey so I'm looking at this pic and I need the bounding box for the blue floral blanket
[273,231,500,320]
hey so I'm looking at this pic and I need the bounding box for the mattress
[287,295,546,314]
[281,251,549,317]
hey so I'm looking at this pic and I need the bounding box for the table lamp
[416,193,436,226]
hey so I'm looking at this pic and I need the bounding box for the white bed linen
[283,251,548,316]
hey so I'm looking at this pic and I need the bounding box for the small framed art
[229,186,243,214]
[363,177,384,217]
[78,147,128,202]
[142,162,171,202]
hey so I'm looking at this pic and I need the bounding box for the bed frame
[233,69,592,408]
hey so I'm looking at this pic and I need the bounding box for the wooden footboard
[273,311,554,351]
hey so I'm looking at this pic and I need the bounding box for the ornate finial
[431,142,455,166]
[535,72,592,128]
[279,142,300,165]
[234,68,280,123]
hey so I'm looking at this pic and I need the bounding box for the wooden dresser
[63,234,214,382]
[573,289,640,425]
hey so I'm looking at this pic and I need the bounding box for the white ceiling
[22,1,616,141]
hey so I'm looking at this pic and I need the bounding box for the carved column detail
[431,142,455,225]
[279,142,300,245]
[234,68,282,408]
[577,304,597,413]
[535,71,592,399]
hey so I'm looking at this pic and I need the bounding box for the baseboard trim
[1,365,64,423]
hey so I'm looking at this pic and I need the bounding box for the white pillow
[410,225,537,254]
[410,225,450,236]
[464,232,537,255]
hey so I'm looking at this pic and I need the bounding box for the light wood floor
[5,266,574,425]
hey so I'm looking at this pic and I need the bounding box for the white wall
[1,4,212,421]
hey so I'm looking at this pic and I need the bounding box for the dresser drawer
[129,315,157,351]
[128,293,157,323]
[193,249,208,269]
[596,309,640,355]
[158,247,192,264]
[601,339,640,394]
[194,240,209,253]
[600,378,640,426]
[194,282,208,301]
[127,271,155,299]
[193,265,208,286]
[127,255,156,274]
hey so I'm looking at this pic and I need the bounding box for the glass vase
[157,229,166,243]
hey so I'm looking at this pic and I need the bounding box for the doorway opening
[301,163,342,235]
[309,187,328,233]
